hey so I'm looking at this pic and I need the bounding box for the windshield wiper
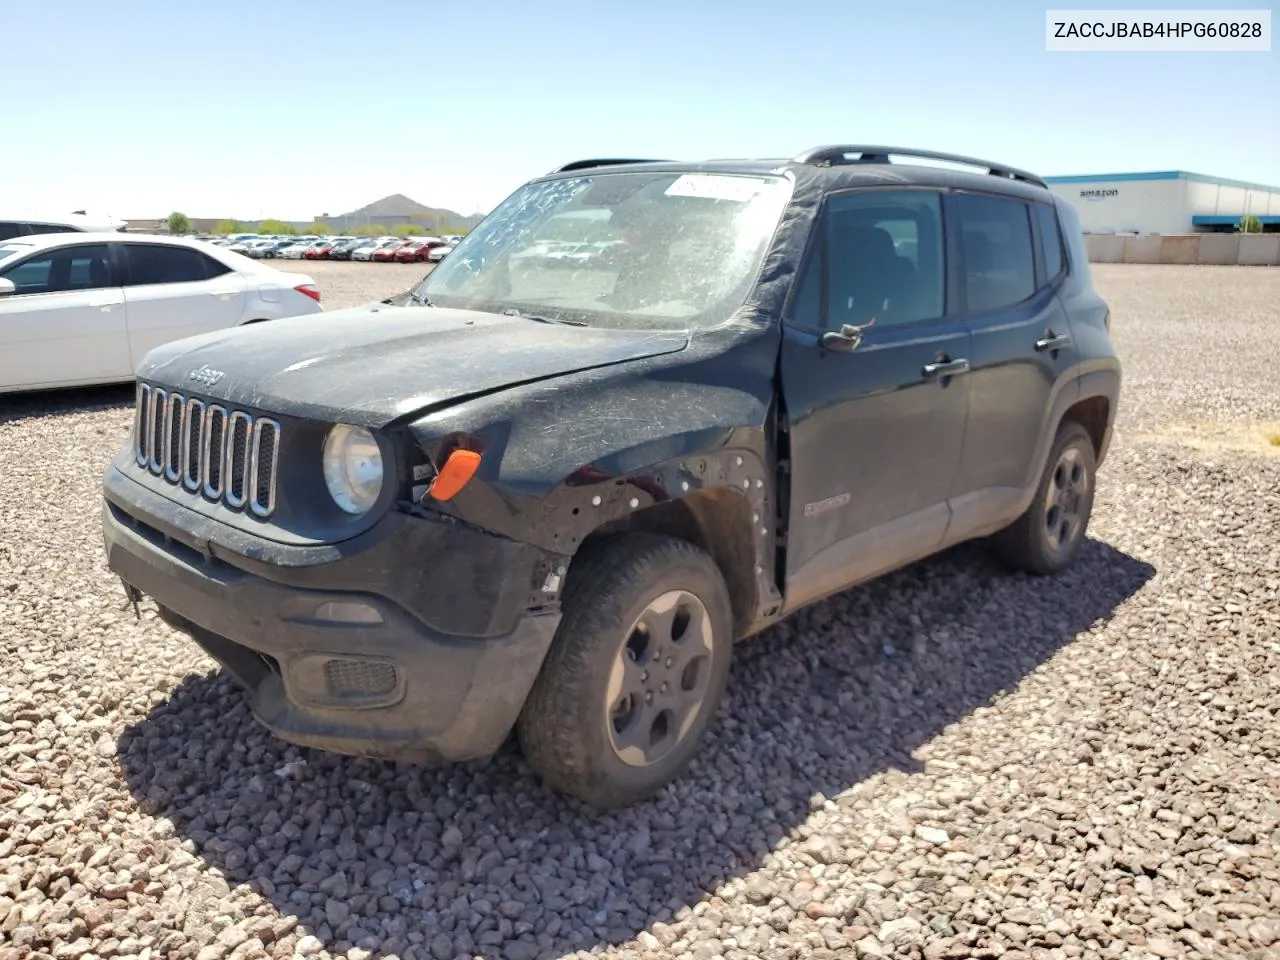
[502,307,588,327]
[409,290,435,306]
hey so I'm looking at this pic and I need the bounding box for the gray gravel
[2,262,1279,960]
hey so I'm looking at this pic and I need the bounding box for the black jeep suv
[102,146,1119,808]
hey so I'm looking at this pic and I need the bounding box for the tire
[991,419,1097,575]
[517,533,734,808]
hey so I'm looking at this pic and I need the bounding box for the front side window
[123,244,230,285]
[957,194,1036,312]
[0,243,113,295]
[417,170,794,330]
[790,189,945,331]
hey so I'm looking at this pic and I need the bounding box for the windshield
[414,170,793,330]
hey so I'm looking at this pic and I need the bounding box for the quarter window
[956,194,1035,312]
[0,244,113,295]
[124,244,230,285]
[1034,202,1066,281]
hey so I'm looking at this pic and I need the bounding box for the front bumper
[102,466,564,763]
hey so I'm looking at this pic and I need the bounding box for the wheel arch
[1065,369,1118,466]
[576,486,761,639]
[1064,395,1109,456]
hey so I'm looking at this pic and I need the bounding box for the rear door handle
[1035,332,1073,352]
[922,358,970,378]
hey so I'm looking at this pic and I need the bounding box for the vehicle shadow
[119,537,1154,960]
[0,383,134,426]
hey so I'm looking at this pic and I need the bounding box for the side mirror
[0,278,15,297]
[820,317,877,353]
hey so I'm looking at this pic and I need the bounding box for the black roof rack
[551,158,669,174]
[793,145,1047,189]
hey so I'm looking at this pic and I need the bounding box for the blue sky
[8,0,1277,220]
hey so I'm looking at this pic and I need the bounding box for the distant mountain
[336,193,480,225]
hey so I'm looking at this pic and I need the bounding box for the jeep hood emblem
[189,364,225,387]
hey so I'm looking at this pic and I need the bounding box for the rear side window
[956,194,1035,312]
[123,244,230,285]
[27,223,78,235]
[0,222,26,241]
[0,244,113,295]
[1034,203,1066,281]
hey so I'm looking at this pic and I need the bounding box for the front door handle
[922,358,970,378]
[1035,332,1073,352]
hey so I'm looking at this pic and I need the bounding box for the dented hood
[136,304,690,427]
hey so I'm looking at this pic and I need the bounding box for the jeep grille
[133,382,281,518]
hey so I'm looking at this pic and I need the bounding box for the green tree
[1237,215,1263,234]
[305,221,333,236]
[391,222,426,237]
[166,212,191,235]
[213,219,243,235]
[355,224,383,237]
[258,219,296,235]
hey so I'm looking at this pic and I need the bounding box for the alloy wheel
[1045,445,1089,553]
[605,590,715,767]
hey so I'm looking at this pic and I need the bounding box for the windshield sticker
[664,174,766,202]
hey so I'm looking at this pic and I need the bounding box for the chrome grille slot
[163,392,184,482]
[224,411,252,509]
[250,419,281,517]
[132,383,281,518]
[148,388,166,474]
[134,383,151,466]
[202,405,227,500]
[181,399,205,491]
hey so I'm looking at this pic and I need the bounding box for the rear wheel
[991,419,1096,575]
[518,533,733,808]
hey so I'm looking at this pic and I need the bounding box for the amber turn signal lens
[428,449,482,501]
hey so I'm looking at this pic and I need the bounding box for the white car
[0,232,323,394]
[277,241,315,260]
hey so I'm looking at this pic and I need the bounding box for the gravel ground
[2,262,1279,960]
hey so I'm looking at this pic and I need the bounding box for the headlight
[322,424,383,514]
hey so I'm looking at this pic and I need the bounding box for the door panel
[121,244,246,366]
[123,279,245,364]
[0,243,130,390]
[946,193,1082,540]
[781,321,971,609]
[779,187,969,612]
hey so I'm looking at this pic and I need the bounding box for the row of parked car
[203,234,463,264]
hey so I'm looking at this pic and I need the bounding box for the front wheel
[991,419,1097,575]
[518,533,733,808]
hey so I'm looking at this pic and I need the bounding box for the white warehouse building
[1044,171,1280,235]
